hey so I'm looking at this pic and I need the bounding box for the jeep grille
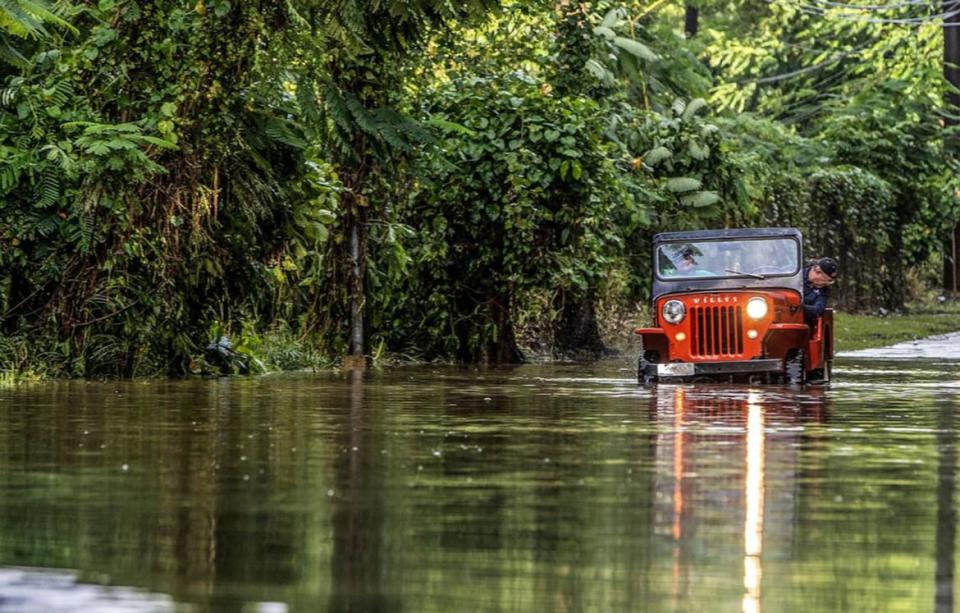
[691,305,744,357]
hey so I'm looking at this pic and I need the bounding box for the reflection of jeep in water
[635,228,833,385]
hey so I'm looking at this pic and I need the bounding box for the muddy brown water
[1,356,959,612]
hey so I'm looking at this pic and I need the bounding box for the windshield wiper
[725,268,765,280]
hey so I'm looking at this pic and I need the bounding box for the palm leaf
[613,37,657,62]
[681,98,707,121]
[666,177,701,193]
[643,146,672,166]
[600,7,623,29]
[687,140,710,160]
[681,191,721,207]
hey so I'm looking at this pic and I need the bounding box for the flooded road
[1,356,959,612]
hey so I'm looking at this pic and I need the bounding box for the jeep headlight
[662,300,686,325]
[746,297,768,320]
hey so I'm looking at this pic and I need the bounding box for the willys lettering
[691,296,739,305]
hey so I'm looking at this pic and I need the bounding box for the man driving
[803,257,838,323]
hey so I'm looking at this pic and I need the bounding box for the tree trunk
[553,289,607,358]
[684,5,699,38]
[335,153,370,369]
[348,207,363,354]
[945,226,960,294]
[945,0,960,131]
[485,293,525,365]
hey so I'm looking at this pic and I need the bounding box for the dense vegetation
[0,0,957,377]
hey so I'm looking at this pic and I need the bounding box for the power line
[788,4,960,24]
[808,0,946,11]
[768,0,960,25]
[738,48,863,85]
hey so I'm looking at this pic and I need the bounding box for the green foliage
[816,82,960,262]
[0,0,73,67]
[376,73,629,361]
[704,1,945,124]
[804,82,956,308]
[806,167,896,311]
[195,320,332,374]
[0,0,339,377]
[572,4,711,112]
[629,97,749,228]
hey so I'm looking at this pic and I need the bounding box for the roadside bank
[834,300,960,353]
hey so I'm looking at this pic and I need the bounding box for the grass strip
[835,301,960,352]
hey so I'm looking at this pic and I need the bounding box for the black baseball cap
[817,257,838,278]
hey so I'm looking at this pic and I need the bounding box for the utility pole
[944,0,960,293]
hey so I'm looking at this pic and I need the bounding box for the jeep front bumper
[643,359,784,379]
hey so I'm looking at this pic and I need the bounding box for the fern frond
[17,0,77,34]
[425,116,476,137]
[344,93,379,135]
[373,107,434,147]
[0,36,29,67]
[33,211,57,236]
[0,85,16,107]
[78,207,94,253]
[49,78,71,107]
[0,0,45,38]
[295,77,321,124]
[323,83,354,135]
[264,116,307,149]
[33,165,58,208]
[0,161,21,192]
[18,208,56,237]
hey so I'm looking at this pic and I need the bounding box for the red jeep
[635,228,833,384]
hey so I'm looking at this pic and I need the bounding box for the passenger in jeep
[663,245,714,277]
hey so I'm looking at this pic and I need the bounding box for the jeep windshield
[656,237,800,281]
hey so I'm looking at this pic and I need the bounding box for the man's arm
[803,289,829,319]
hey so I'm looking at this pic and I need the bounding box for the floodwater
[0,354,959,612]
